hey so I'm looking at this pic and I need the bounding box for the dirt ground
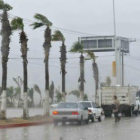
[0,115,52,125]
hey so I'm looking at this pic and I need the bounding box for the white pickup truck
[79,101,104,122]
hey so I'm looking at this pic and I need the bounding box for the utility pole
[122,51,124,86]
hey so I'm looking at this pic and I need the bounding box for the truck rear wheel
[128,108,133,117]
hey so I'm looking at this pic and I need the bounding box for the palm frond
[52,30,65,42]
[11,17,24,31]
[34,13,52,26]
[69,41,83,53]
[4,3,12,11]
[69,90,80,98]
[0,0,12,11]
[0,0,4,10]
[86,51,96,61]
[30,22,44,29]
[34,84,41,94]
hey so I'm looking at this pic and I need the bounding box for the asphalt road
[1,116,140,140]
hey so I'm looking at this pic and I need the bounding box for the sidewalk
[0,115,53,129]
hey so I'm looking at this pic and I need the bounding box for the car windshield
[57,103,78,108]
[80,102,92,108]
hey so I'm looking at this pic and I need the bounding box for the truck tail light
[72,112,79,115]
[53,111,59,115]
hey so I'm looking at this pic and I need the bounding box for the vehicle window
[80,102,92,108]
[79,103,84,110]
[92,102,97,108]
[57,103,78,108]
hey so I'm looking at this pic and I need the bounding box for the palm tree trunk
[45,56,50,115]
[0,10,11,120]
[61,42,67,102]
[43,26,51,116]
[0,61,7,119]
[20,31,29,119]
[23,59,29,119]
[93,61,99,98]
[79,54,85,101]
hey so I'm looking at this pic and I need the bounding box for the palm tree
[69,41,85,100]
[31,14,52,116]
[49,81,54,104]
[52,30,67,101]
[28,88,34,108]
[11,17,29,119]
[0,0,12,119]
[83,94,88,101]
[86,51,99,97]
[34,84,42,107]
[55,89,63,103]
[13,77,22,108]
[69,90,80,100]
[106,76,111,86]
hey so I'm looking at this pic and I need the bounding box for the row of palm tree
[69,42,99,100]
[0,0,99,120]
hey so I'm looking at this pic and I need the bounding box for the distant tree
[28,88,34,108]
[106,76,111,86]
[49,81,54,104]
[31,13,52,116]
[0,0,12,120]
[13,77,22,107]
[52,30,67,101]
[86,51,99,96]
[69,42,85,100]
[11,17,29,119]
[69,90,80,100]
[55,89,63,103]
[83,94,88,101]
[6,86,14,107]
[34,84,42,107]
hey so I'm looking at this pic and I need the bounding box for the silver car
[52,102,89,125]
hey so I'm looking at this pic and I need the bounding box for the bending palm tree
[87,51,99,97]
[34,84,42,107]
[69,41,85,101]
[11,17,29,119]
[52,30,67,101]
[31,14,52,116]
[0,0,12,119]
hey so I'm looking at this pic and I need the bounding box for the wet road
[1,116,140,140]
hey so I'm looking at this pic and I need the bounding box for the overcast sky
[0,0,140,101]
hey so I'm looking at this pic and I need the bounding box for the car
[79,101,104,122]
[49,104,58,116]
[52,102,89,125]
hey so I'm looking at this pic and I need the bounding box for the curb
[0,120,53,129]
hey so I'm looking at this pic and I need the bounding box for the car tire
[54,121,58,126]
[128,107,133,117]
[98,116,101,122]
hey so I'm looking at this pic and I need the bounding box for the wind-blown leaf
[69,90,80,98]
[34,13,52,26]
[30,22,44,29]
[11,17,24,31]
[69,41,83,53]
[52,30,65,42]
[0,0,12,11]
[34,84,41,94]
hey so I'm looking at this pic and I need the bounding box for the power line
[124,64,140,72]
[8,13,100,36]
